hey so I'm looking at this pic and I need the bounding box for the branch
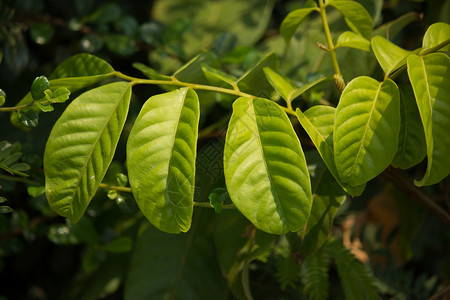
[382,166,450,227]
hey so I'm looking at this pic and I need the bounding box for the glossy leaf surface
[44,82,132,222]
[127,88,199,233]
[371,36,411,76]
[422,22,450,51]
[336,31,370,52]
[334,77,400,186]
[296,106,365,196]
[224,97,312,235]
[280,7,317,43]
[392,86,426,169]
[407,53,450,186]
[328,0,373,39]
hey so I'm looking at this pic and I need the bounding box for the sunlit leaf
[296,106,365,196]
[422,22,450,52]
[371,36,411,76]
[224,97,312,234]
[392,86,426,169]
[127,88,199,233]
[44,82,132,222]
[280,7,317,43]
[336,31,370,52]
[31,76,50,101]
[328,0,373,39]
[407,53,450,186]
[334,77,400,186]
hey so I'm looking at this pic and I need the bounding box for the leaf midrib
[250,99,287,230]
[69,83,131,217]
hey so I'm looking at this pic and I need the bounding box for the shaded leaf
[373,12,420,40]
[407,53,450,186]
[237,52,278,96]
[334,77,400,186]
[224,97,311,234]
[31,76,50,100]
[104,237,132,253]
[44,82,132,222]
[29,22,55,45]
[296,106,365,196]
[202,65,236,88]
[127,88,199,233]
[17,110,38,127]
[280,7,317,43]
[392,86,426,169]
[328,0,373,39]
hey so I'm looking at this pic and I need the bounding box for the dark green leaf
[237,52,278,96]
[373,12,420,40]
[17,110,39,127]
[0,206,13,213]
[104,237,132,253]
[29,23,55,45]
[105,34,136,56]
[208,188,228,213]
[80,34,104,53]
[31,76,50,101]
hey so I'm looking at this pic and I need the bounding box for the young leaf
[280,7,317,43]
[422,22,450,52]
[371,36,411,77]
[334,77,400,186]
[44,82,132,222]
[224,97,312,235]
[11,54,115,128]
[31,76,50,100]
[300,152,347,257]
[407,53,450,186]
[392,86,426,169]
[127,88,199,233]
[48,87,71,103]
[237,52,278,96]
[328,0,373,39]
[336,31,370,52]
[296,106,365,196]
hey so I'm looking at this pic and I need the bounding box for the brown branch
[382,166,450,227]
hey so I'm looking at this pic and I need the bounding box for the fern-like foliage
[325,239,380,300]
[300,249,330,300]
[275,236,300,290]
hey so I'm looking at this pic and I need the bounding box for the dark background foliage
[0,0,449,299]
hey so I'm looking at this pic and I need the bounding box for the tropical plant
[0,0,449,299]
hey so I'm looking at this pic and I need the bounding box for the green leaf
[336,31,370,52]
[334,77,400,186]
[30,23,55,45]
[202,65,237,88]
[373,12,420,40]
[423,22,450,52]
[0,206,13,213]
[44,82,132,222]
[132,63,172,81]
[407,53,450,186]
[325,239,380,300]
[328,0,373,39]
[49,87,71,103]
[296,106,365,196]
[17,110,39,127]
[31,76,50,101]
[214,210,276,299]
[127,88,199,233]
[392,86,426,169]
[173,52,220,84]
[11,54,115,129]
[35,101,54,112]
[236,52,278,96]
[280,7,317,43]
[208,188,228,213]
[263,67,296,104]
[371,36,411,76]
[104,237,132,253]
[125,213,228,300]
[224,97,312,234]
[301,249,330,300]
[10,163,30,172]
[299,152,347,257]
[104,34,136,56]
[0,89,5,107]
[27,186,45,198]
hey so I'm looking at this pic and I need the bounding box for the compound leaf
[127,88,199,233]
[407,53,450,186]
[224,97,311,235]
[334,77,400,186]
[296,106,365,196]
[44,82,132,222]
[328,0,373,39]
